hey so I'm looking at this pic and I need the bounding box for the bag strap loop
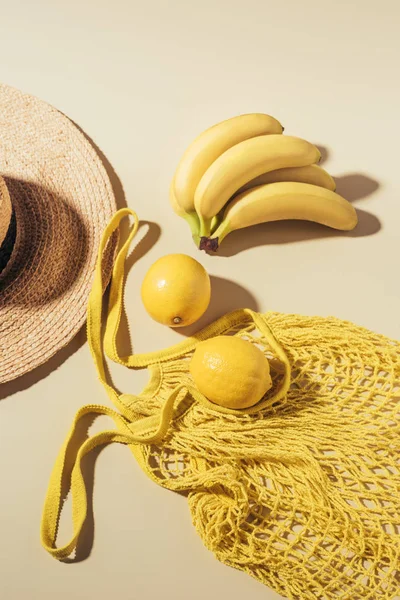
[41,209,291,560]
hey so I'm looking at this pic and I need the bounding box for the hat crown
[0,176,12,246]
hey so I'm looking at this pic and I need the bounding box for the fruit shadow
[174,275,259,338]
[318,145,379,200]
[214,171,381,258]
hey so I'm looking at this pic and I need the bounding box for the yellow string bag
[41,209,400,600]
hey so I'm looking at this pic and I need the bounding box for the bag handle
[41,210,191,559]
[40,383,191,560]
[41,209,291,560]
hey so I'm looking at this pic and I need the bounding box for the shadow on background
[335,173,379,201]
[175,275,259,337]
[317,145,329,164]
[318,146,379,199]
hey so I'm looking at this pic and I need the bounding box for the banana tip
[199,236,219,252]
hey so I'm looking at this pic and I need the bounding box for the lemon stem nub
[173,316,183,325]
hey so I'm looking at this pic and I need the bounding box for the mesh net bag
[41,210,400,600]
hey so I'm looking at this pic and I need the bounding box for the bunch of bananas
[170,114,358,251]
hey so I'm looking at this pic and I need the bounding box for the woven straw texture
[0,83,116,383]
[42,211,400,600]
[0,176,12,245]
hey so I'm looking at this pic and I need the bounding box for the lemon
[141,254,211,327]
[190,335,272,409]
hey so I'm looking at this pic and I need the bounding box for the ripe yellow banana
[170,179,218,245]
[195,136,321,237]
[237,164,336,194]
[173,113,283,214]
[170,179,199,234]
[201,182,357,251]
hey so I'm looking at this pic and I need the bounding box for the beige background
[1,1,399,599]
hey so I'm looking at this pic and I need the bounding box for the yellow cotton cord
[41,209,400,600]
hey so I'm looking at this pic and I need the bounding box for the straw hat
[0,84,117,384]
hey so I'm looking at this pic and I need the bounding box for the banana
[236,164,336,194]
[170,179,199,235]
[173,113,283,214]
[195,136,321,237]
[170,179,218,245]
[201,182,357,251]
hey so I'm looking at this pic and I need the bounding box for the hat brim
[0,84,117,383]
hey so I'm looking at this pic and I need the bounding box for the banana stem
[199,216,213,238]
[199,236,219,252]
[199,220,232,252]
[210,212,223,235]
[210,219,231,246]
[183,211,200,238]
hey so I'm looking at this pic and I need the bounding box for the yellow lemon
[141,254,211,327]
[190,335,272,409]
